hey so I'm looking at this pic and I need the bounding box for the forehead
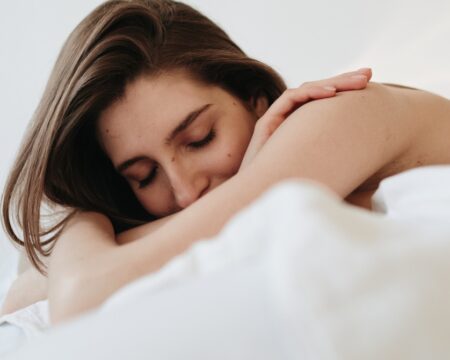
[96,70,216,161]
[99,70,211,133]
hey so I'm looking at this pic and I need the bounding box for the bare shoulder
[381,82,449,115]
[48,211,116,280]
[302,81,449,171]
[358,83,450,189]
[248,82,449,199]
[332,82,450,208]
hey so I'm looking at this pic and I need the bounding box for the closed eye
[187,128,216,149]
[138,129,217,189]
[138,166,158,189]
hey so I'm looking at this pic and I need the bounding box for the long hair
[1,0,286,275]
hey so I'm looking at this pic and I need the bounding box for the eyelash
[138,129,217,189]
[187,128,216,149]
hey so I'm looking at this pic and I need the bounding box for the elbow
[1,280,21,316]
[1,291,18,316]
[48,259,120,325]
[48,272,94,325]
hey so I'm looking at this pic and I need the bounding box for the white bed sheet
[4,165,450,359]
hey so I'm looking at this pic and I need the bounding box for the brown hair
[1,0,286,275]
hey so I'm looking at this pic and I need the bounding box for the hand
[239,68,373,171]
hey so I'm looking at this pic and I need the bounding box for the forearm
[51,89,355,324]
[54,83,412,323]
[55,169,263,324]
[50,195,239,324]
[116,213,176,245]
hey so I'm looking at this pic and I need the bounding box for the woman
[1,0,449,323]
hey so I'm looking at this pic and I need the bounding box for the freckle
[171,156,175,162]
[227,153,231,158]
[106,129,110,133]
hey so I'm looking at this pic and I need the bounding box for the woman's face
[97,70,266,218]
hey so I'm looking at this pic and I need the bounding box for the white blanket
[4,166,450,359]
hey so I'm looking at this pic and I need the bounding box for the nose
[166,161,208,209]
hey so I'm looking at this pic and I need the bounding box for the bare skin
[1,69,372,316]
[3,75,449,323]
[44,79,449,324]
[345,84,450,209]
[0,265,48,316]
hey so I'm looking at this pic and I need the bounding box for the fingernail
[357,67,371,72]
[351,74,368,80]
[323,86,336,91]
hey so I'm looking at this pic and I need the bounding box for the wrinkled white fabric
[4,165,450,360]
[0,300,50,339]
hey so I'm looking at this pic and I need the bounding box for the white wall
[0,0,448,298]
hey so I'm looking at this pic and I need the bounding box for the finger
[261,67,373,128]
[257,68,374,139]
[272,69,373,116]
[301,67,372,90]
[304,73,370,91]
[329,67,372,81]
[336,68,372,79]
[355,67,372,80]
[328,74,369,90]
[260,85,335,128]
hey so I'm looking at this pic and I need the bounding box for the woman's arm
[1,261,48,316]
[48,83,437,324]
[116,69,372,244]
[31,70,367,318]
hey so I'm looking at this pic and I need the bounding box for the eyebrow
[116,103,212,174]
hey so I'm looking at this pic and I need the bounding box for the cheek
[212,126,253,175]
[135,185,173,217]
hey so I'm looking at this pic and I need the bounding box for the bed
[1,0,449,358]
[2,166,450,359]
